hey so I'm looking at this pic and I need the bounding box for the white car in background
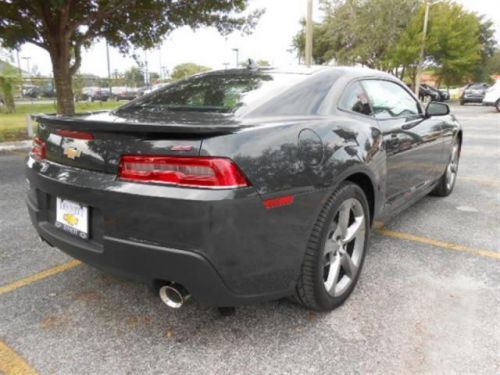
[483,82,500,112]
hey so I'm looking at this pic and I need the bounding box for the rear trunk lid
[35,111,243,174]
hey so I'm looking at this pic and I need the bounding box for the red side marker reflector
[263,195,295,209]
[56,129,94,140]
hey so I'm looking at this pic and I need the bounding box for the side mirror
[426,102,449,117]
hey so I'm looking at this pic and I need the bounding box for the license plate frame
[55,197,89,239]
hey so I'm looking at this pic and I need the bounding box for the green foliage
[124,66,145,87]
[0,64,20,113]
[423,2,482,86]
[293,0,420,67]
[170,63,211,81]
[293,0,495,86]
[0,1,262,114]
[485,49,500,76]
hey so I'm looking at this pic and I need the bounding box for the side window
[361,80,420,120]
[338,82,372,116]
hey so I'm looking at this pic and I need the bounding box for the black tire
[459,100,465,105]
[430,136,460,197]
[294,182,370,311]
[495,100,500,113]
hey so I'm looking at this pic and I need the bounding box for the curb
[0,140,31,154]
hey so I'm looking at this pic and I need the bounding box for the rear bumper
[26,158,325,306]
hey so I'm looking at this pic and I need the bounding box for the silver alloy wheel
[323,198,366,297]
[446,140,459,190]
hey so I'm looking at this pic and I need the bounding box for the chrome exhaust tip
[159,284,190,309]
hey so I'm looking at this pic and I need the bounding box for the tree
[471,16,497,82]
[0,1,263,115]
[0,63,20,113]
[292,0,420,68]
[170,63,210,81]
[124,66,145,87]
[485,49,500,77]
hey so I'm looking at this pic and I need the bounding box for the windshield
[115,71,314,117]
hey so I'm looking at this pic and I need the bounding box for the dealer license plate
[55,197,89,239]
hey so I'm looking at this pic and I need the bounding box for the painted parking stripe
[0,339,38,375]
[377,228,500,260]
[459,175,500,186]
[0,260,81,296]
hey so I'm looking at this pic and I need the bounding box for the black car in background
[460,83,490,105]
[419,84,449,102]
[26,67,462,312]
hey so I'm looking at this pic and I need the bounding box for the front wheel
[495,100,500,113]
[430,137,460,197]
[294,182,370,311]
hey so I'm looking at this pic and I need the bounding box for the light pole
[232,48,239,68]
[22,56,31,78]
[105,41,112,96]
[414,0,442,97]
[305,0,313,67]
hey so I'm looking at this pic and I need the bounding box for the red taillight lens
[118,155,251,188]
[56,129,94,140]
[31,136,46,160]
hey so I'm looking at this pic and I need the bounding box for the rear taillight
[31,136,46,161]
[118,155,251,189]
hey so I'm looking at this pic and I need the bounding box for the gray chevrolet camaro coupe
[26,66,462,311]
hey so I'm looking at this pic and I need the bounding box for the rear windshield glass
[115,71,329,117]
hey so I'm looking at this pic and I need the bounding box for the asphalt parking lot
[1,103,499,374]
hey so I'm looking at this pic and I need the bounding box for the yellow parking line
[0,339,38,375]
[459,175,500,186]
[377,228,500,260]
[0,260,81,296]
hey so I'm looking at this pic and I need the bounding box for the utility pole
[158,46,163,81]
[106,41,112,95]
[414,0,431,97]
[22,56,31,78]
[16,49,21,76]
[144,49,149,88]
[232,48,239,68]
[305,0,313,67]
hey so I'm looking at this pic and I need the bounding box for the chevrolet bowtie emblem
[63,147,81,160]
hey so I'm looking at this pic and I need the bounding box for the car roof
[202,65,395,80]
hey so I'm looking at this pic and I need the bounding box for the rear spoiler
[33,112,246,135]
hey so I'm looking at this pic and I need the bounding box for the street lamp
[305,0,313,67]
[232,48,239,68]
[414,0,442,97]
[22,56,31,78]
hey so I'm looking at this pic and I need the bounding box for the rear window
[115,71,334,118]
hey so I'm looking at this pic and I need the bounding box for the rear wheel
[430,137,460,197]
[294,182,370,311]
[496,99,500,113]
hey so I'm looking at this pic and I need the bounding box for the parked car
[460,82,490,105]
[419,84,448,102]
[27,67,462,311]
[111,87,142,101]
[22,85,41,98]
[80,87,111,102]
[482,81,500,112]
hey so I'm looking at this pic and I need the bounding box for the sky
[13,0,500,78]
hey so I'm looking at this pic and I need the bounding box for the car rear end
[482,83,500,110]
[26,120,291,306]
[26,68,339,306]
[461,84,488,104]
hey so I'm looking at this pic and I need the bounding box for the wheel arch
[344,172,375,225]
